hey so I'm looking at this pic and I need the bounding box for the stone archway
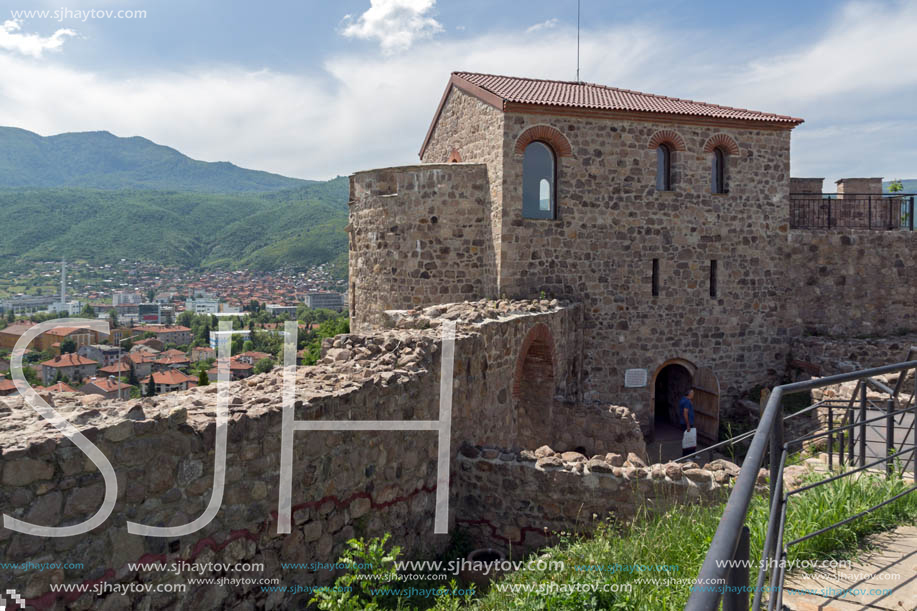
[649,358,720,446]
[512,323,556,449]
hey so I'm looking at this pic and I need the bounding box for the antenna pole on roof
[576,0,581,82]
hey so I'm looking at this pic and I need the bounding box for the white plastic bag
[682,428,697,449]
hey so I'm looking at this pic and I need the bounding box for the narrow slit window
[652,259,659,297]
[710,260,718,298]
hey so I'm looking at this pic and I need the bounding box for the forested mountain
[0,128,350,276]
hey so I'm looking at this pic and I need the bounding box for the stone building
[350,71,806,441]
[39,352,98,386]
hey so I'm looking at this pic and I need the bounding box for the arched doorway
[651,359,720,446]
[513,324,555,449]
[654,361,694,429]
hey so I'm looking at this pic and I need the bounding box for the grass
[425,470,917,610]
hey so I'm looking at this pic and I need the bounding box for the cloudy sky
[0,0,915,185]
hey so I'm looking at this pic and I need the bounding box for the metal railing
[789,193,916,230]
[684,356,917,611]
[676,400,826,466]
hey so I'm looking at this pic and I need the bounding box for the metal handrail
[676,399,841,464]
[684,358,917,611]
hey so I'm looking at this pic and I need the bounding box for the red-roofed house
[37,381,78,394]
[98,362,131,378]
[133,337,165,352]
[235,351,272,365]
[0,377,16,396]
[79,377,133,400]
[131,325,192,346]
[190,345,215,362]
[153,352,191,371]
[40,353,98,385]
[124,352,157,380]
[207,358,253,381]
[141,370,196,394]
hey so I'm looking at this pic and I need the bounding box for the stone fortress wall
[349,163,497,332]
[1,299,735,609]
[785,178,917,337]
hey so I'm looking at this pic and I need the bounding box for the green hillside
[0,127,351,277]
[0,179,349,275]
[0,127,311,192]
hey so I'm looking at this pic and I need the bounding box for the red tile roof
[0,322,37,336]
[82,378,131,392]
[41,353,98,368]
[125,352,157,364]
[98,364,130,375]
[453,71,804,124]
[155,354,190,366]
[142,370,196,385]
[37,382,77,393]
[0,379,16,392]
[46,326,95,337]
[421,71,803,156]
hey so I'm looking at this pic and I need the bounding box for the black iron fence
[684,354,917,611]
[789,193,916,230]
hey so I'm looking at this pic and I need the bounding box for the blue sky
[0,0,915,185]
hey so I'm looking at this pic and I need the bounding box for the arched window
[523,141,556,219]
[656,144,672,191]
[711,148,727,194]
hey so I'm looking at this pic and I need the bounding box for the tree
[59,338,77,354]
[80,304,96,318]
[889,179,904,193]
[198,369,210,386]
[147,289,155,302]
[21,365,40,387]
[243,340,255,352]
[6,310,14,323]
[254,358,275,375]
[108,309,119,328]
[146,375,157,397]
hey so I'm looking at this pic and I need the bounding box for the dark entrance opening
[655,363,693,428]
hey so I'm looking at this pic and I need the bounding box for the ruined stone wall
[498,111,793,431]
[454,445,733,554]
[1,300,609,609]
[421,87,505,286]
[785,230,917,337]
[791,333,917,375]
[349,164,497,332]
[383,299,584,452]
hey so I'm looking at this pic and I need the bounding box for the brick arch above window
[703,133,740,155]
[647,130,686,152]
[514,125,573,157]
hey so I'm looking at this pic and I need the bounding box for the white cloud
[0,0,914,187]
[0,19,76,58]
[341,0,443,55]
[527,18,558,33]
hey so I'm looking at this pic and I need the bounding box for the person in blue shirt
[678,388,696,457]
